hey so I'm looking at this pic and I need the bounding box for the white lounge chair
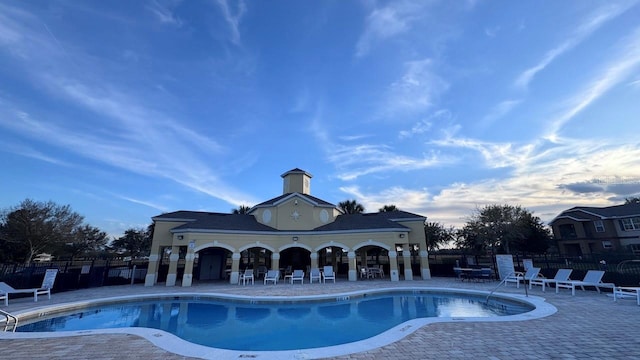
[613,286,640,306]
[291,269,304,284]
[322,265,336,283]
[309,268,321,283]
[0,269,58,306]
[555,270,614,296]
[239,268,254,285]
[529,268,573,292]
[504,267,541,288]
[264,270,279,285]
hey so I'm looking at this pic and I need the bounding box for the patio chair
[503,267,541,288]
[0,269,58,306]
[239,268,254,285]
[613,286,640,306]
[309,268,322,284]
[529,268,573,292]
[291,269,304,284]
[555,270,614,296]
[264,270,279,285]
[480,268,493,282]
[453,267,463,280]
[322,265,336,283]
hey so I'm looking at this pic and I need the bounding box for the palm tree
[379,204,398,212]
[338,200,365,214]
[232,205,251,214]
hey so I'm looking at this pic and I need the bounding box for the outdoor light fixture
[399,234,405,238]
[177,235,184,240]
[292,236,298,241]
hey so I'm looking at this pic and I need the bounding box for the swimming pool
[7,288,556,359]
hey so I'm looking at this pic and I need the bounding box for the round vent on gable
[262,209,272,223]
[320,209,329,223]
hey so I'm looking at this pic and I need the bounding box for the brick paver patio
[1,277,638,359]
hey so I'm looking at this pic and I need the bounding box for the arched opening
[239,247,274,280]
[357,245,389,280]
[318,246,348,275]
[279,247,311,274]
[195,247,232,282]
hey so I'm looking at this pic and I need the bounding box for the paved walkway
[1,277,638,359]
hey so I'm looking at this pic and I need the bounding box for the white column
[348,251,357,281]
[389,251,399,281]
[403,250,413,281]
[419,250,431,279]
[182,251,195,287]
[230,252,241,284]
[144,253,160,286]
[165,252,180,286]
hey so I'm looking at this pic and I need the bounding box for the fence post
[102,260,109,287]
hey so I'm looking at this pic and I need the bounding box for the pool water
[18,292,533,351]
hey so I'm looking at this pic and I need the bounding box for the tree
[379,204,398,212]
[338,200,365,214]
[625,197,640,204]
[456,204,550,255]
[424,222,455,251]
[232,205,251,214]
[111,228,152,258]
[61,225,109,259]
[1,199,84,263]
[518,213,553,253]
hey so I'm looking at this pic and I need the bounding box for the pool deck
[1,277,639,359]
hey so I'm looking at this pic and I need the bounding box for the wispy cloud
[431,135,535,169]
[308,103,450,181]
[214,0,247,45]
[545,26,640,140]
[146,0,183,27]
[515,2,636,89]
[384,59,449,118]
[355,1,426,58]
[115,194,170,212]
[399,109,451,139]
[0,140,71,166]
[0,4,258,208]
[330,144,446,181]
[477,99,522,129]
[357,138,640,227]
[484,26,500,38]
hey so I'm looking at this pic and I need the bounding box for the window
[630,244,640,255]
[619,217,640,231]
[601,241,612,249]
[594,220,605,232]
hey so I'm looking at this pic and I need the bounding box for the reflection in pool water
[18,292,533,351]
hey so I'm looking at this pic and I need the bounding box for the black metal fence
[2,252,639,297]
[0,259,148,299]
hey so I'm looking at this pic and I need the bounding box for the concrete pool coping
[2,286,556,360]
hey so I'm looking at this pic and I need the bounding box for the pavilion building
[145,168,431,286]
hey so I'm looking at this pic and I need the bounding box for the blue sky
[1,0,640,239]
